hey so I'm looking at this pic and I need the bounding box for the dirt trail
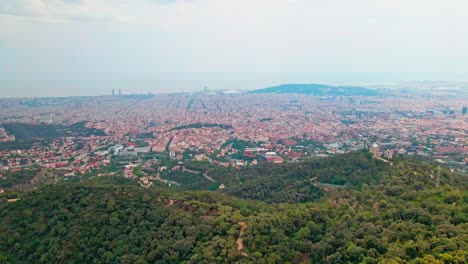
[376,157,393,165]
[165,199,174,207]
[182,167,216,182]
[237,221,248,256]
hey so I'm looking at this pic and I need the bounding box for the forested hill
[224,151,390,203]
[249,84,381,96]
[0,157,466,263]
[2,122,106,141]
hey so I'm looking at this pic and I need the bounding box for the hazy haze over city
[1,0,468,97]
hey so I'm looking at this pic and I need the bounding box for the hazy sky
[1,0,468,97]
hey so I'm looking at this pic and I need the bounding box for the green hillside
[250,84,381,96]
[0,156,466,263]
[2,122,106,141]
[225,151,389,203]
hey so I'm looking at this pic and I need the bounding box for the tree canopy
[0,154,466,263]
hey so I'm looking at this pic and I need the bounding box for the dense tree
[0,156,466,263]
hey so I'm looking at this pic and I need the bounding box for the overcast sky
[1,0,468,97]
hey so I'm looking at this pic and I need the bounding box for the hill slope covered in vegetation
[250,84,381,96]
[0,156,466,263]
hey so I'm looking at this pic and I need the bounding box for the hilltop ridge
[250,83,381,96]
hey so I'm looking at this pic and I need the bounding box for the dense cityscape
[0,86,467,192]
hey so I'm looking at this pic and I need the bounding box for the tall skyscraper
[112,89,115,96]
[119,89,122,96]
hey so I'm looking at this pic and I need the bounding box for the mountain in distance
[250,83,381,96]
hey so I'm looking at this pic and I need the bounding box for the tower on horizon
[119,89,122,96]
[112,89,115,96]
